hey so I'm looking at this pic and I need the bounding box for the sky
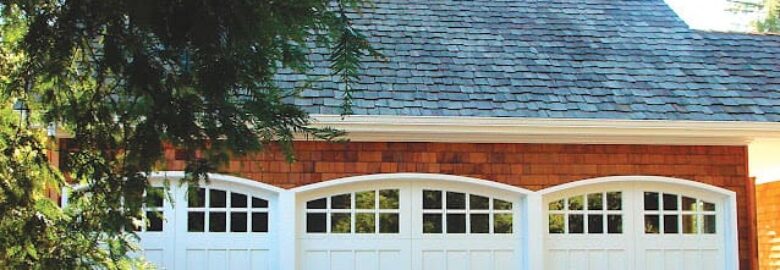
[664,0,761,32]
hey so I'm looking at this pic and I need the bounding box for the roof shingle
[278,0,780,122]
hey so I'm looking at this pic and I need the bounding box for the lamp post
[12,99,29,127]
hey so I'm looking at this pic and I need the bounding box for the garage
[542,177,735,270]
[67,173,738,270]
[134,174,282,270]
[295,175,529,270]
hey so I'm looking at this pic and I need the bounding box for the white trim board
[289,172,534,195]
[309,114,780,145]
[537,175,736,196]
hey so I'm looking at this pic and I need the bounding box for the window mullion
[226,191,231,233]
[465,193,470,234]
[564,198,569,235]
[351,192,355,234]
[603,192,608,233]
[205,188,210,233]
[440,191,445,234]
[326,196,331,233]
[489,197,494,234]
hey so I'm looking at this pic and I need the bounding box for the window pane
[607,192,622,210]
[587,193,603,210]
[379,213,399,233]
[231,212,247,232]
[588,214,603,234]
[703,215,716,234]
[682,214,698,234]
[664,214,679,234]
[470,195,489,210]
[147,211,163,232]
[356,191,375,210]
[682,197,697,211]
[307,198,326,209]
[644,192,659,211]
[568,196,584,211]
[210,190,227,208]
[470,214,489,233]
[703,202,716,211]
[188,188,206,208]
[607,215,622,234]
[446,192,466,210]
[569,214,584,233]
[252,213,268,233]
[379,189,400,209]
[231,193,247,208]
[494,213,513,234]
[423,190,442,209]
[147,187,164,208]
[331,213,351,233]
[423,214,442,233]
[549,199,564,211]
[356,213,375,233]
[252,197,268,208]
[209,212,227,232]
[494,199,512,210]
[447,214,466,233]
[549,214,565,234]
[645,215,660,234]
[663,194,678,211]
[188,212,205,232]
[306,213,326,233]
[331,194,351,209]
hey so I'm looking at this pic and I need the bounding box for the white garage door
[136,178,278,270]
[297,180,523,270]
[543,181,726,270]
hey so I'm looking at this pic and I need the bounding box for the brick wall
[757,181,780,270]
[161,141,754,269]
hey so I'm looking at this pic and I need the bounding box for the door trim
[291,173,534,195]
[538,175,736,197]
[538,175,739,270]
[148,171,286,193]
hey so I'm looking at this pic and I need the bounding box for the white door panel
[298,181,414,270]
[544,182,726,270]
[409,182,522,270]
[134,179,277,270]
[298,180,524,270]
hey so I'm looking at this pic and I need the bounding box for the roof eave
[308,114,780,145]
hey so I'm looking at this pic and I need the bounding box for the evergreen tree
[0,1,376,268]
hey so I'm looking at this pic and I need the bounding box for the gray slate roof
[278,0,780,122]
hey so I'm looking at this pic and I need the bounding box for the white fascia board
[309,114,780,145]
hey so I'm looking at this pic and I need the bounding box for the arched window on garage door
[65,172,284,270]
[540,176,737,270]
[294,173,532,270]
[304,188,401,234]
[185,186,270,233]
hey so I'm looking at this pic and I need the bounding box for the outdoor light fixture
[12,99,29,126]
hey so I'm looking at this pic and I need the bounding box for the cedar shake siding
[757,181,780,270]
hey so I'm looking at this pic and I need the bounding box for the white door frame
[153,172,284,270]
[538,175,739,270]
[291,173,539,270]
